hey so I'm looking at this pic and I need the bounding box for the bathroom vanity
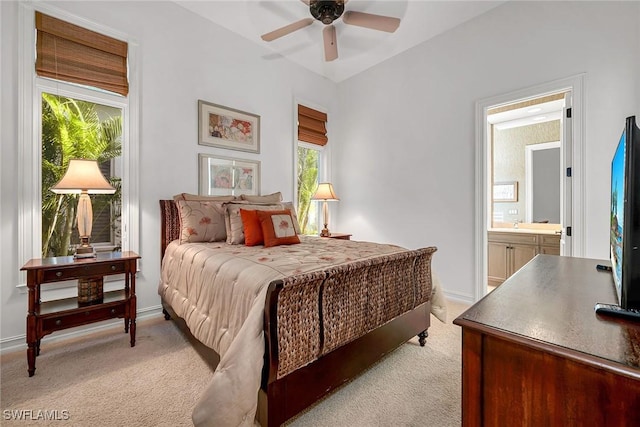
[488,227,561,286]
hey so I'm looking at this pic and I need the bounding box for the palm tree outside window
[41,93,122,257]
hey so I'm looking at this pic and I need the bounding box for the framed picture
[198,100,260,153]
[198,154,261,196]
[493,181,518,202]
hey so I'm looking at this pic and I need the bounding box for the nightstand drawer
[41,303,126,332]
[42,262,125,282]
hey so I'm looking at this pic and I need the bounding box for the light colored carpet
[1,300,469,427]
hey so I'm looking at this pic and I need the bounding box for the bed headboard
[159,200,180,260]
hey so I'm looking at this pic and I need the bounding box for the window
[41,92,123,257]
[297,144,321,235]
[296,104,328,235]
[19,6,139,272]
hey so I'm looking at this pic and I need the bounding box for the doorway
[475,75,585,300]
[487,94,565,293]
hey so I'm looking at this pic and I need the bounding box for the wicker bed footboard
[264,246,437,380]
[320,247,435,355]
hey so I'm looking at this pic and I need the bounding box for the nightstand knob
[110,309,116,314]
[55,271,62,277]
[55,319,62,326]
[111,265,117,271]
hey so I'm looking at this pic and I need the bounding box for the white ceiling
[175,0,507,82]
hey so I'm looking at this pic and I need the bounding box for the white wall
[333,1,639,301]
[0,1,336,346]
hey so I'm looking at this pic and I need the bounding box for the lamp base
[320,228,331,237]
[74,249,96,259]
[74,237,96,259]
[74,250,96,259]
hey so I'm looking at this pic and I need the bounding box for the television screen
[609,116,640,311]
[610,131,626,304]
[598,116,640,319]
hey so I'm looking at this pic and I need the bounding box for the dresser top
[21,251,140,271]
[455,255,640,373]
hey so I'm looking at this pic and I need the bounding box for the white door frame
[474,74,585,301]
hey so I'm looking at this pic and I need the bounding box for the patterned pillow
[281,201,302,234]
[257,210,301,248]
[176,200,227,243]
[225,203,283,244]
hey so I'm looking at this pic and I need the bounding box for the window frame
[294,100,330,235]
[297,141,325,234]
[18,3,139,293]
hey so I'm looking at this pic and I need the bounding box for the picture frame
[493,181,518,202]
[198,100,260,153]
[198,153,261,197]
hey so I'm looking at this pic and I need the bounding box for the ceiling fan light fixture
[310,0,345,25]
[261,0,401,62]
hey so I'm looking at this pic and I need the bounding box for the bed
[158,198,444,426]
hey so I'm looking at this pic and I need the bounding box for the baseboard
[443,290,475,305]
[0,305,163,355]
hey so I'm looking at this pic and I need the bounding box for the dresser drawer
[41,302,126,332]
[42,261,125,282]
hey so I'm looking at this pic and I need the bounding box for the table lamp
[311,182,339,237]
[51,159,116,258]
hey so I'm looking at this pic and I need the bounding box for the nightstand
[325,233,352,240]
[20,251,140,377]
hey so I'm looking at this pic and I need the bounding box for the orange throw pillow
[240,209,264,246]
[257,210,301,248]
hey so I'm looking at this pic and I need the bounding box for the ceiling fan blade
[261,18,314,42]
[323,25,338,62]
[342,11,400,33]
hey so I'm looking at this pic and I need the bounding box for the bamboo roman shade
[298,105,328,146]
[35,12,129,96]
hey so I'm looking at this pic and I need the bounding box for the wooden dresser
[454,255,640,426]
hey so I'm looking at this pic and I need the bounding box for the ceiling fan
[261,0,401,62]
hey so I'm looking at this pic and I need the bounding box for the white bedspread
[158,236,446,426]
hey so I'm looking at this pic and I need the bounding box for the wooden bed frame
[159,200,432,426]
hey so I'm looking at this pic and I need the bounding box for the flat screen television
[600,115,640,317]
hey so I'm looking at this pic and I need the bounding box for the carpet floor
[1,300,469,427]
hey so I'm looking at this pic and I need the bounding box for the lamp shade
[311,182,339,201]
[51,159,116,194]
